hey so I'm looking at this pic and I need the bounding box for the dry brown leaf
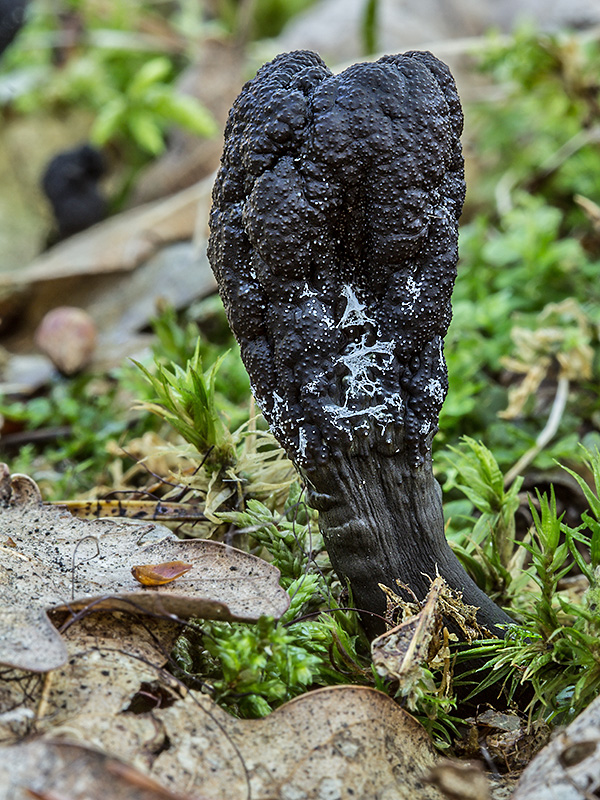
[427,759,491,800]
[500,299,594,419]
[0,466,288,672]
[205,685,444,799]
[512,693,600,799]
[132,561,194,586]
[373,576,446,684]
[0,612,179,747]
[0,597,446,798]
[53,499,205,522]
[372,576,462,707]
[0,740,201,800]
[4,684,445,800]
[0,180,213,288]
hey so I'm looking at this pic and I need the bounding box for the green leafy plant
[361,0,379,55]
[442,437,524,603]
[438,27,600,479]
[463,448,600,723]
[174,615,324,718]
[0,1,216,156]
[173,493,371,718]
[134,343,237,470]
[0,373,145,498]
[149,300,251,426]
[208,0,317,40]
[91,55,216,154]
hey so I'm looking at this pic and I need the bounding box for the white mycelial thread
[303,294,335,329]
[297,427,308,460]
[300,282,317,298]
[325,392,403,434]
[323,282,400,431]
[340,336,396,399]
[338,284,375,329]
[406,275,422,301]
[269,390,288,437]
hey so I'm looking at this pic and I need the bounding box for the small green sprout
[134,342,236,470]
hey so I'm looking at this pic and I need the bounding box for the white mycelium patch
[300,282,317,298]
[338,284,376,329]
[340,336,396,399]
[269,390,289,439]
[297,427,308,460]
[405,275,422,301]
[426,377,444,404]
[322,282,400,432]
[303,292,335,329]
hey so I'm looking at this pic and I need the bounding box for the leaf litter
[372,575,489,709]
[1,677,448,799]
[0,464,457,799]
[0,465,288,672]
[0,466,526,799]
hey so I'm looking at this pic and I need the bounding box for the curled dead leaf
[0,599,446,798]
[512,693,600,799]
[2,683,446,799]
[0,612,181,747]
[0,741,200,800]
[0,465,289,672]
[132,561,194,586]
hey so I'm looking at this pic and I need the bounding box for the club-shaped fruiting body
[209,50,512,635]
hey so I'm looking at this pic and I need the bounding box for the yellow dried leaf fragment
[132,561,194,586]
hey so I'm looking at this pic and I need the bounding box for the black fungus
[209,50,464,469]
[209,50,512,636]
[41,143,107,242]
[0,0,28,58]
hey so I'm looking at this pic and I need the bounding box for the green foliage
[173,493,371,718]
[131,300,255,476]
[443,438,523,602]
[0,1,216,156]
[438,27,600,480]
[175,615,324,718]
[361,0,379,55]
[153,301,251,422]
[91,56,216,154]
[211,0,316,39]
[0,374,141,498]
[0,302,249,500]
[134,342,237,470]
[473,26,600,205]
[462,448,600,723]
[218,496,329,591]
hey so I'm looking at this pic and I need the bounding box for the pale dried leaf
[512,693,600,799]
[0,467,288,672]
[372,577,445,683]
[0,612,178,746]
[223,686,444,799]
[41,686,445,800]
[0,180,213,287]
[0,740,200,800]
[0,608,446,798]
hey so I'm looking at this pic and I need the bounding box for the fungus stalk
[208,50,512,636]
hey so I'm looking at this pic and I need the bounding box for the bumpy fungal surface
[209,49,465,471]
[209,51,513,635]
